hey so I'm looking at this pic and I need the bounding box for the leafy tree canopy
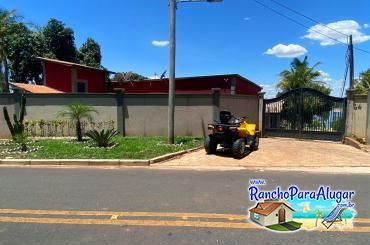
[42,18,77,62]
[78,38,102,68]
[4,22,43,84]
[0,9,106,86]
[277,56,331,96]
[0,8,16,91]
[354,69,370,95]
[113,71,148,82]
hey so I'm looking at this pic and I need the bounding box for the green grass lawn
[266,224,290,231]
[266,221,302,232]
[288,221,303,228]
[0,136,203,160]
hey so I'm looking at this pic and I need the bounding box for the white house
[249,201,295,226]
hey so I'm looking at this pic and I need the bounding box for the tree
[113,71,148,82]
[42,19,77,62]
[315,209,324,227]
[0,9,16,92]
[4,22,43,84]
[277,56,330,95]
[58,103,97,141]
[78,38,102,68]
[277,57,334,130]
[354,69,370,95]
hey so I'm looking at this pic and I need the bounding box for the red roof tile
[13,83,64,94]
[249,202,294,216]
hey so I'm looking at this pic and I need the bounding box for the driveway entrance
[263,88,346,141]
[157,138,370,168]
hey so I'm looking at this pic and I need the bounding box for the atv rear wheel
[204,136,217,154]
[232,138,246,159]
[250,136,259,151]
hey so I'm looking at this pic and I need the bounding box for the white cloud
[303,20,370,46]
[149,75,159,79]
[243,17,251,21]
[318,70,343,97]
[318,70,332,83]
[297,201,310,207]
[364,23,369,29]
[152,40,169,47]
[260,84,278,98]
[265,44,307,58]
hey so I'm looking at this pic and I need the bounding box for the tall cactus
[3,93,26,139]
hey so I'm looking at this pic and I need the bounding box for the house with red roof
[109,74,262,95]
[24,57,262,96]
[38,57,114,93]
[249,200,295,226]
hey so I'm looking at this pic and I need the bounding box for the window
[253,213,260,220]
[77,81,86,93]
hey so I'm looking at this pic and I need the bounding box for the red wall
[110,76,261,95]
[77,67,106,93]
[44,62,106,93]
[44,62,72,92]
[235,77,262,96]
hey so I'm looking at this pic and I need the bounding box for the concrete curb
[344,137,369,152]
[0,147,203,166]
[149,146,203,164]
[0,159,150,166]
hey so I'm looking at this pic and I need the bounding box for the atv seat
[220,111,232,124]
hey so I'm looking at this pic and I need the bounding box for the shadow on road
[213,148,254,159]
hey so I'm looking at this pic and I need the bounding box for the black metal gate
[263,88,347,141]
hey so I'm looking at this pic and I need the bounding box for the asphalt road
[0,167,369,244]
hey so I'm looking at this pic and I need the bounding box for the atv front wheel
[250,136,259,151]
[204,136,217,154]
[232,138,246,159]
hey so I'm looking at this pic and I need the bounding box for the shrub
[86,129,118,148]
[58,103,98,141]
[13,132,28,152]
[3,93,26,139]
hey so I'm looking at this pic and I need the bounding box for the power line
[252,0,348,45]
[268,0,348,38]
[354,46,370,55]
[252,0,370,55]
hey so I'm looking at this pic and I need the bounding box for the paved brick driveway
[158,138,370,168]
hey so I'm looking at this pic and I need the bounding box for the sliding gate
[263,88,346,141]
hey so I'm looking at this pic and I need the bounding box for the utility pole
[168,0,176,144]
[167,0,222,144]
[349,35,355,89]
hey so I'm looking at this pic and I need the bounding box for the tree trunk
[4,59,9,93]
[76,120,83,141]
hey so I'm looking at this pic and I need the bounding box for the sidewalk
[154,138,370,173]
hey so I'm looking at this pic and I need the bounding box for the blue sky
[1,0,370,97]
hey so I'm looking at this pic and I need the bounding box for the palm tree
[277,56,330,94]
[58,103,98,141]
[315,209,324,227]
[0,9,16,93]
[355,69,370,95]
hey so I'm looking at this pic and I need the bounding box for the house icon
[249,200,295,227]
